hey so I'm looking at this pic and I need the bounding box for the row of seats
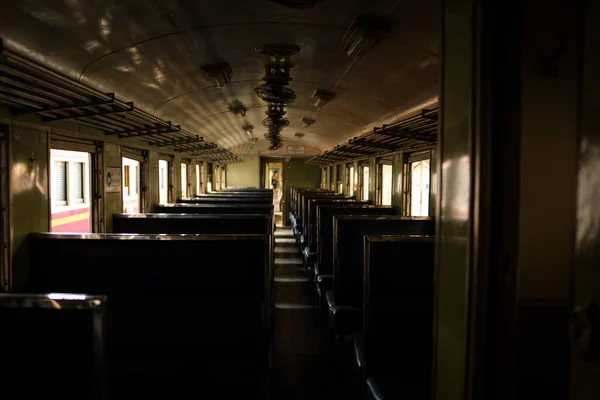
[289,187,436,400]
[1,188,275,399]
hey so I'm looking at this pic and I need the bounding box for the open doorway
[264,162,283,212]
[50,149,92,232]
[122,157,140,213]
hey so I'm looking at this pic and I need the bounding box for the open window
[181,162,188,198]
[50,149,91,232]
[362,165,370,201]
[405,152,431,216]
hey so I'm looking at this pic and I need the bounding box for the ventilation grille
[255,84,297,104]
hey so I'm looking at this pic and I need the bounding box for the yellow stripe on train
[51,212,89,227]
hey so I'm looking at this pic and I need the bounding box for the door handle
[571,300,600,362]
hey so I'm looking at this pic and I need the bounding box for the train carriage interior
[0,0,598,399]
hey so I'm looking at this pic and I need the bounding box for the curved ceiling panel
[0,0,440,156]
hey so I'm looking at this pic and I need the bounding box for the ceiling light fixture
[201,62,233,88]
[301,116,316,128]
[311,89,336,108]
[341,15,394,59]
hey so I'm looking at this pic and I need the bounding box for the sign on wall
[287,145,305,155]
[105,167,122,193]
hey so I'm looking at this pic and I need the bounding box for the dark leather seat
[28,233,269,399]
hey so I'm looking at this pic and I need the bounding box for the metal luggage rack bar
[0,38,240,164]
[306,108,439,165]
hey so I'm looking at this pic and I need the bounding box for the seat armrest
[365,378,384,400]
[327,294,362,335]
[352,332,365,370]
[317,275,333,297]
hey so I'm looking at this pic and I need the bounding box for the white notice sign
[105,167,122,193]
[287,145,305,155]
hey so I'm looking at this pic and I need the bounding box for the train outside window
[49,149,91,233]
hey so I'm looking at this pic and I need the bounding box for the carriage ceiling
[0,0,440,157]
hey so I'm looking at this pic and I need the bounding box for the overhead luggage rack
[0,38,241,164]
[306,108,438,165]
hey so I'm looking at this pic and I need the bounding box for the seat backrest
[154,203,273,215]
[300,193,343,236]
[28,233,268,396]
[0,293,107,399]
[179,197,272,204]
[316,205,396,276]
[364,235,435,394]
[294,189,327,217]
[113,213,273,235]
[334,216,435,308]
[308,199,364,251]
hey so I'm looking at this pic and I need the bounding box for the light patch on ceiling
[29,10,70,28]
[153,65,166,84]
[144,82,160,89]
[127,47,142,66]
[83,40,102,53]
[115,65,135,73]
[99,16,111,41]
[64,0,86,25]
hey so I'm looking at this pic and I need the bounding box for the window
[381,164,393,206]
[195,164,201,196]
[181,163,187,198]
[54,161,67,206]
[72,162,84,204]
[363,166,370,201]
[411,159,430,216]
[349,166,355,197]
[158,160,168,203]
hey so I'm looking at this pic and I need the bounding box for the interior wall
[435,1,473,398]
[282,158,321,224]
[8,126,49,290]
[147,151,159,207]
[226,156,261,188]
[103,143,122,233]
[571,0,600,395]
[391,152,404,209]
